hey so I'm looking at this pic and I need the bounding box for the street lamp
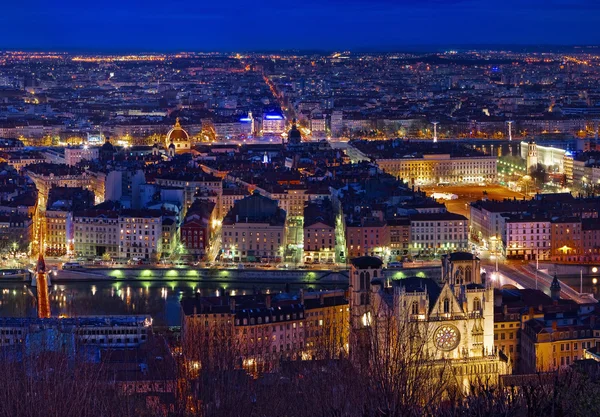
[522,175,532,196]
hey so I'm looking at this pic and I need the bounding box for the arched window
[455,267,464,284]
[359,271,370,305]
[443,298,450,314]
[411,301,419,315]
[473,297,481,312]
[465,267,472,283]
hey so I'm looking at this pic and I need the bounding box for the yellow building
[303,290,349,359]
[494,308,521,366]
[376,154,497,186]
[350,254,510,391]
[520,306,600,373]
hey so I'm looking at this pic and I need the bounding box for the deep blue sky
[1,0,599,51]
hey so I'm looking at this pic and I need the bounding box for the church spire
[550,273,561,301]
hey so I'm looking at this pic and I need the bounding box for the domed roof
[288,119,302,144]
[166,118,189,143]
[101,137,115,151]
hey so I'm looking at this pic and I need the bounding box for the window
[473,298,481,312]
[411,301,419,315]
[443,298,450,314]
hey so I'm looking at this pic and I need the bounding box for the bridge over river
[483,263,597,304]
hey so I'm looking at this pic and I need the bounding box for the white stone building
[118,210,163,261]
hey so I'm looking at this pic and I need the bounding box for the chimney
[229,298,236,313]
[528,307,534,318]
[299,288,305,305]
[319,292,325,306]
[193,305,197,316]
[552,321,557,332]
[591,315,596,328]
[265,294,272,309]
[503,304,508,316]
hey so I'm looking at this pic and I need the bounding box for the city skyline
[2,0,600,51]
[3,9,600,412]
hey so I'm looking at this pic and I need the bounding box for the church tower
[551,274,561,301]
[527,140,538,172]
[349,256,383,325]
[152,142,160,157]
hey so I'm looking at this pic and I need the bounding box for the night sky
[1,0,599,51]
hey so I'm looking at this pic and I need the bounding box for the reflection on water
[0,281,346,327]
[474,143,522,158]
[561,276,600,298]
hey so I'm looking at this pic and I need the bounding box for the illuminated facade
[181,291,349,371]
[505,216,551,261]
[44,210,70,256]
[350,254,509,390]
[376,154,497,186]
[262,114,286,135]
[409,212,468,256]
[73,210,119,259]
[118,210,163,261]
[493,311,521,367]
[345,219,389,259]
[526,140,538,171]
[221,192,286,262]
[64,146,99,166]
[388,218,411,258]
[303,200,337,264]
[520,306,600,373]
[521,141,566,171]
[551,218,582,262]
[0,153,46,171]
[164,118,191,151]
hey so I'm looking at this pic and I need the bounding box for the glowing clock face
[434,325,460,351]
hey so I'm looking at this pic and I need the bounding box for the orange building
[551,218,582,262]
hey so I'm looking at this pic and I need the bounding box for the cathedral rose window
[434,324,460,351]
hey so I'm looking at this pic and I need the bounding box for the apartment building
[118,209,163,261]
[303,199,336,264]
[73,209,120,259]
[221,192,286,262]
[504,214,551,261]
[409,212,468,256]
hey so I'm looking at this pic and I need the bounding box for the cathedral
[350,253,510,391]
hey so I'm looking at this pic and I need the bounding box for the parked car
[62,262,83,270]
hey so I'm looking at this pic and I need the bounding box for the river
[0,280,348,327]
